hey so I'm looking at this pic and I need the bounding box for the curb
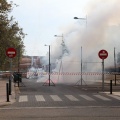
[0,81,16,107]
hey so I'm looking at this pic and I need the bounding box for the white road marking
[35,95,45,101]
[19,96,28,102]
[108,95,120,100]
[50,95,62,101]
[94,95,111,101]
[80,95,95,101]
[65,95,79,101]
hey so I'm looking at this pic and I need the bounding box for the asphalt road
[0,107,120,120]
[6,78,120,107]
[1,78,120,119]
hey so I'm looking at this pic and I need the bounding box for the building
[19,56,43,72]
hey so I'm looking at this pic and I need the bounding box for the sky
[7,0,90,56]
[6,0,120,83]
[7,0,120,64]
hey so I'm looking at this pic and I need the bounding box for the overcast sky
[7,0,90,56]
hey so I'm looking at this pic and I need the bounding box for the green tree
[0,0,26,70]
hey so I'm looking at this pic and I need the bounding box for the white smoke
[39,0,120,84]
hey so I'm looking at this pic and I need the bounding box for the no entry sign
[98,49,108,59]
[98,49,108,92]
[6,48,16,58]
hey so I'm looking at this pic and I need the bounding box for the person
[13,72,17,83]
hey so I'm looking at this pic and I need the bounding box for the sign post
[6,48,16,87]
[6,48,16,58]
[98,50,108,91]
[6,47,17,78]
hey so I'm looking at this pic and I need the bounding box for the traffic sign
[98,49,108,59]
[6,48,16,58]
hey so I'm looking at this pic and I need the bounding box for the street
[0,107,120,120]
[0,78,120,119]
[7,78,120,107]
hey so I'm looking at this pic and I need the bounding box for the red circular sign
[98,50,108,59]
[6,48,17,58]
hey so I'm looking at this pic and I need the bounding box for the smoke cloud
[40,0,120,84]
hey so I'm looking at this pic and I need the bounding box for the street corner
[0,94,16,107]
[0,81,16,107]
[100,91,120,97]
[112,92,120,96]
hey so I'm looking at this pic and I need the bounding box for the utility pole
[17,45,20,87]
[43,45,55,86]
[114,47,117,86]
[48,45,50,86]
[81,46,83,85]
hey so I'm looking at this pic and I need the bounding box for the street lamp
[54,34,64,53]
[17,45,20,87]
[54,34,65,59]
[74,16,87,86]
[43,44,55,86]
[54,34,64,82]
[54,34,65,60]
[74,17,86,20]
[54,34,63,42]
[54,34,69,55]
[74,16,87,28]
[44,44,51,86]
[114,47,117,86]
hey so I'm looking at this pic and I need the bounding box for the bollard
[6,83,10,102]
[9,76,11,95]
[110,80,112,94]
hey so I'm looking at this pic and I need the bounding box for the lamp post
[114,47,117,86]
[54,35,63,39]
[74,17,86,20]
[54,34,63,41]
[54,34,64,82]
[17,45,20,87]
[74,16,87,28]
[45,44,51,86]
[74,16,87,86]
[54,34,64,57]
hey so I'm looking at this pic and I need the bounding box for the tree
[0,0,26,70]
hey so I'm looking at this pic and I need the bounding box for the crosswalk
[19,95,28,102]
[94,95,111,101]
[50,95,62,101]
[18,94,120,103]
[35,95,45,102]
[65,95,79,101]
[79,95,95,101]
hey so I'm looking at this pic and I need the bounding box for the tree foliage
[0,0,26,70]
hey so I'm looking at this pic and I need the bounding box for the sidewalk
[102,91,120,96]
[0,78,16,107]
[75,82,120,96]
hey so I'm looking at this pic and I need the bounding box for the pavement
[0,78,16,107]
